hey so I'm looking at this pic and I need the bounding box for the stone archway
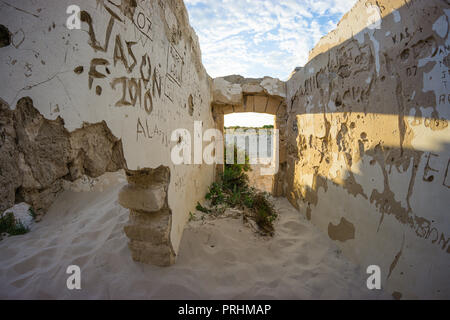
[211,75,288,197]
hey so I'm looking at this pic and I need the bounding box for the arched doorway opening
[224,112,275,193]
[211,76,288,197]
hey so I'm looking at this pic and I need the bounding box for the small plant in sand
[201,145,278,236]
[196,202,211,214]
[247,192,277,234]
[0,212,30,237]
[28,207,37,220]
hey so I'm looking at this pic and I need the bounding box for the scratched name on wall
[72,0,188,144]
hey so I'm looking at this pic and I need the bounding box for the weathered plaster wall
[0,0,215,263]
[286,0,450,299]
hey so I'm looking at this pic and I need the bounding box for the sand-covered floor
[0,174,388,299]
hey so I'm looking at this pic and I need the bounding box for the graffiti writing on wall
[422,152,450,188]
[165,44,184,102]
[133,7,153,41]
[76,2,165,119]
[414,216,450,253]
[74,0,203,147]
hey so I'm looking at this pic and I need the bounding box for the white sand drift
[0,172,388,299]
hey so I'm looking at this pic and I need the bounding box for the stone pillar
[118,166,175,266]
[273,104,288,197]
[214,110,225,182]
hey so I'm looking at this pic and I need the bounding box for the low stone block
[128,239,176,267]
[124,210,171,243]
[125,166,170,188]
[119,184,166,213]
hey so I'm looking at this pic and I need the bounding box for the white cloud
[185,0,359,80]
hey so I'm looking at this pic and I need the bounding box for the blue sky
[185,0,358,80]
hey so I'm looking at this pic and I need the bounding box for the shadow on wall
[288,141,450,251]
[284,0,449,298]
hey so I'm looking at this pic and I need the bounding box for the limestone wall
[286,0,450,298]
[0,0,215,263]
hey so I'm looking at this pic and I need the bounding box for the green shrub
[252,193,277,233]
[196,202,211,214]
[203,145,277,235]
[205,182,226,206]
[243,193,254,208]
[28,207,37,219]
[228,185,242,207]
[0,212,29,236]
[222,144,251,191]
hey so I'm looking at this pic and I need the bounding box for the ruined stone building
[0,0,449,299]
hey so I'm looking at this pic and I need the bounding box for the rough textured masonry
[0,0,449,299]
[0,97,126,215]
